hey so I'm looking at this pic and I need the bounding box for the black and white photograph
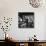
[18,12,34,28]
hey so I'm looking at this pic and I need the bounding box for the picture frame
[18,12,34,28]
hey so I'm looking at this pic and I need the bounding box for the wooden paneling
[16,43,28,46]
[38,43,43,46]
[24,43,28,46]
[16,43,20,46]
[38,43,46,46]
[43,43,46,46]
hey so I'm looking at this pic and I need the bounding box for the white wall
[0,0,46,40]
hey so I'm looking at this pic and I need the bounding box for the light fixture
[29,0,44,8]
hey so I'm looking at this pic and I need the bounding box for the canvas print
[18,12,34,28]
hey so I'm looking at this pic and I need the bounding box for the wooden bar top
[13,40,46,43]
[5,38,46,43]
[6,39,46,43]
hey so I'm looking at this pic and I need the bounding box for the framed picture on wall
[18,12,34,28]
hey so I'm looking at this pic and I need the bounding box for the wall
[0,0,46,40]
